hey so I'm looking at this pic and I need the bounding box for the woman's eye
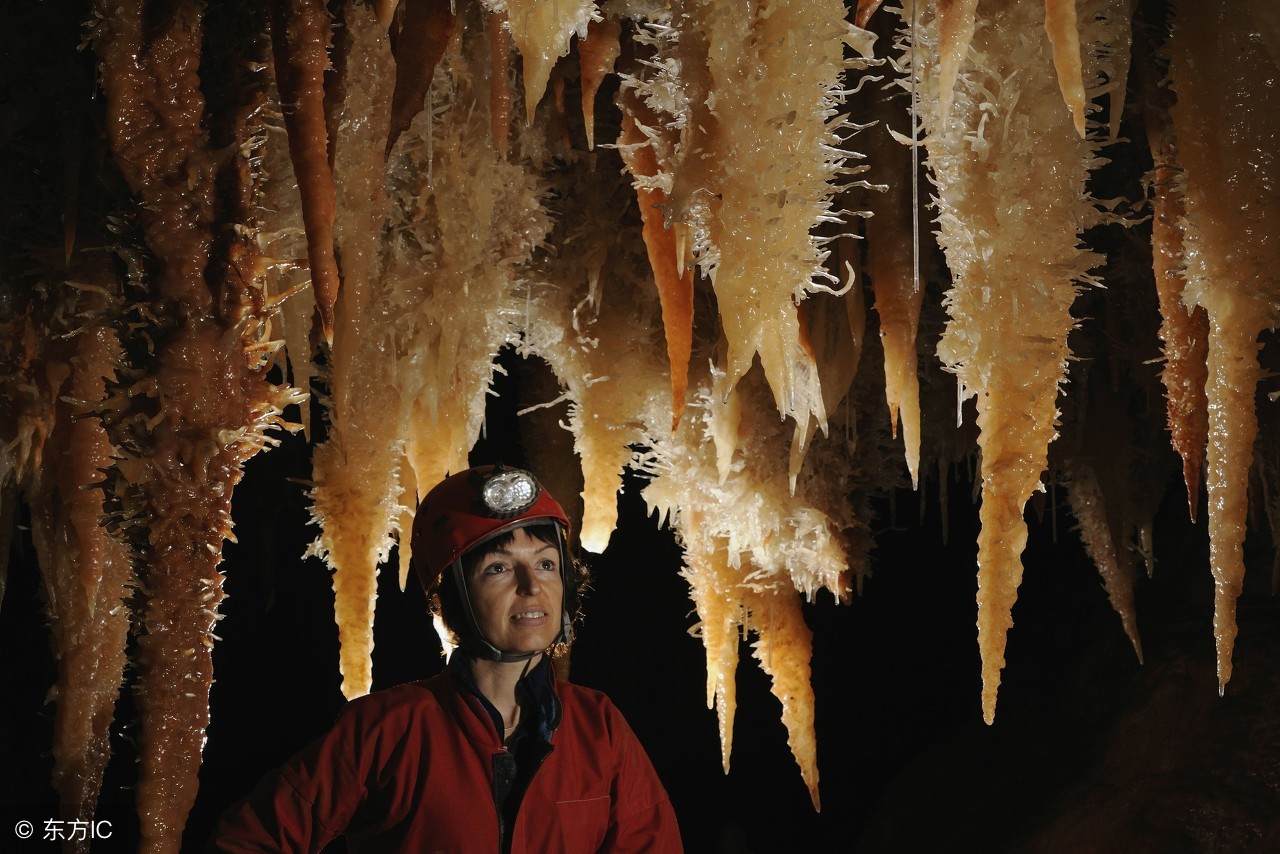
[540,560,557,571]
[484,563,507,575]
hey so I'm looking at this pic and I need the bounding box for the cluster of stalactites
[260,5,871,772]
[616,0,874,453]
[1166,0,1280,694]
[276,0,1279,805]
[640,371,854,812]
[900,0,1132,724]
[298,1,552,699]
[0,1,311,851]
[10,1,1280,848]
[1,255,135,854]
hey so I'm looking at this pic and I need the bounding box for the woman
[210,464,681,852]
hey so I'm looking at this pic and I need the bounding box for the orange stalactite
[1170,0,1280,693]
[270,0,339,342]
[578,18,621,150]
[388,0,457,154]
[1143,94,1208,522]
[1044,0,1087,138]
[618,110,694,431]
[488,10,513,159]
[93,0,296,848]
[863,114,923,488]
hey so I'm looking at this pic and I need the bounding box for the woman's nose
[515,564,542,594]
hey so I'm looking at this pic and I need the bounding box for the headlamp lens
[481,470,539,515]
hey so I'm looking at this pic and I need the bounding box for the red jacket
[209,664,682,853]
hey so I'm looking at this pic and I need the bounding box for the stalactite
[683,515,741,774]
[1139,25,1207,522]
[387,0,456,154]
[861,102,923,488]
[487,9,513,158]
[91,0,299,847]
[258,68,320,439]
[308,4,399,700]
[1063,457,1143,662]
[1169,0,1280,694]
[617,101,695,432]
[485,0,596,126]
[1045,0,1088,138]
[0,241,131,853]
[744,577,821,811]
[270,0,340,342]
[6,0,1280,843]
[29,316,132,853]
[901,0,1125,723]
[579,17,622,151]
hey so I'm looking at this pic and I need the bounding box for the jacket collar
[447,654,562,746]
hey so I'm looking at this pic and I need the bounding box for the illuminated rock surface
[0,0,1277,849]
[1168,0,1280,694]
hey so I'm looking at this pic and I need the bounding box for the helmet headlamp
[480,469,540,516]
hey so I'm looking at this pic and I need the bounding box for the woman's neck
[469,653,542,728]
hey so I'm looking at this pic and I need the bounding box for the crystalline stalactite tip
[1171,0,1280,696]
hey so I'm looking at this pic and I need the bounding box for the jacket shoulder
[554,680,645,749]
[555,681,624,722]
[336,674,453,737]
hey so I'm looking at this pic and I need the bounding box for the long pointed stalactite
[902,0,1127,723]
[27,298,133,852]
[1167,0,1280,694]
[89,1,299,849]
[308,2,400,700]
[1,0,1278,847]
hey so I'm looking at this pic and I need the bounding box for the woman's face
[465,527,564,656]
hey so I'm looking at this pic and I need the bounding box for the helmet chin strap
[449,559,538,663]
[449,521,574,663]
[553,523,575,647]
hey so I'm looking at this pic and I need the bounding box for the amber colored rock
[270,0,340,341]
[1169,0,1280,693]
[94,1,294,848]
[578,18,621,151]
[618,108,694,432]
[910,0,1124,723]
[388,0,456,154]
